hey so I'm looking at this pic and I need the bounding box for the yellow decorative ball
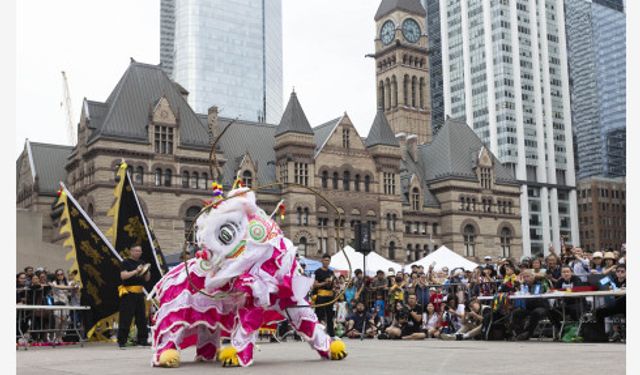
[158,349,181,368]
[217,346,240,367]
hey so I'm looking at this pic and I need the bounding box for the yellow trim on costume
[118,285,144,297]
[106,161,128,247]
[317,290,334,297]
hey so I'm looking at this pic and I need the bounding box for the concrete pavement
[17,339,625,375]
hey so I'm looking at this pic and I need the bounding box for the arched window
[87,203,94,219]
[164,169,172,187]
[184,206,201,241]
[412,187,420,210]
[379,81,385,110]
[419,77,425,109]
[242,170,253,188]
[385,78,391,110]
[135,166,144,185]
[343,171,350,191]
[303,207,309,226]
[182,171,190,188]
[464,225,476,257]
[364,175,371,192]
[407,244,413,262]
[415,244,421,260]
[411,76,417,107]
[392,214,397,231]
[392,75,398,107]
[297,207,302,225]
[155,168,162,186]
[298,237,308,257]
[389,241,396,260]
[200,173,208,190]
[354,174,361,192]
[321,171,328,189]
[191,172,199,189]
[332,172,339,190]
[386,213,392,230]
[501,227,512,257]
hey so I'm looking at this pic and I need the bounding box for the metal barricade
[16,305,90,350]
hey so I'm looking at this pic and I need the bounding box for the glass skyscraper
[421,0,445,134]
[160,0,283,124]
[433,0,579,256]
[565,0,626,179]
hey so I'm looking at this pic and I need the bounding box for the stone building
[16,0,522,264]
[576,176,626,252]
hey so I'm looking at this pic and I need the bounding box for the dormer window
[154,126,174,154]
[412,187,420,210]
[242,170,253,188]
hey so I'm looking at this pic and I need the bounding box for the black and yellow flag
[107,162,168,291]
[56,184,123,339]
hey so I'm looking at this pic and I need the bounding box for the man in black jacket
[595,265,626,340]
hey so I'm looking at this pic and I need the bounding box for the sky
[15,0,382,157]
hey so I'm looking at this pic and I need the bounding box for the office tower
[434,0,579,256]
[160,0,283,124]
[565,0,626,179]
[421,0,445,134]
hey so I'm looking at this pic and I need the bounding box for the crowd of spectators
[16,266,81,344]
[319,243,626,343]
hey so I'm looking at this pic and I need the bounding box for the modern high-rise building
[160,0,283,124]
[433,0,579,256]
[421,0,445,134]
[565,0,626,179]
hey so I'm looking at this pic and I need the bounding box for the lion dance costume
[150,186,347,367]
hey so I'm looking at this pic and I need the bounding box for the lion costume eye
[218,223,238,245]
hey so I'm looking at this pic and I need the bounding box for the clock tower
[374,0,431,144]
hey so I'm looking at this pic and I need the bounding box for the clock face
[380,20,395,45]
[402,18,421,43]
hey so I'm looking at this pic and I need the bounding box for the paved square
[17,340,625,375]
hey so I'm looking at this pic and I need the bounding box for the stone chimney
[395,132,407,160]
[208,106,219,143]
[407,134,418,161]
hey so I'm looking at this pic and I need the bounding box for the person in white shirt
[568,248,590,282]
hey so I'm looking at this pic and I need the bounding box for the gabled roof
[313,116,342,157]
[419,118,517,183]
[84,99,108,131]
[87,61,209,148]
[209,116,278,188]
[400,148,440,208]
[27,141,73,195]
[365,110,400,148]
[375,0,426,21]
[275,91,314,137]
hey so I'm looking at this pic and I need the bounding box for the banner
[56,184,123,339]
[107,162,168,291]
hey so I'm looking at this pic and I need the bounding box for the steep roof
[400,146,440,208]
[275,91,314,137]
[87,61,209,148]
[365,110,400,148]
[419,118,517,183]
[27,141,73,195]
[375,0,426,21]
[313,116,343,157]
[209,116,278,188]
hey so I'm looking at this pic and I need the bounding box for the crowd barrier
[16,305,90,350]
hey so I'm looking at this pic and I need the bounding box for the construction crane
[61,71,76,146]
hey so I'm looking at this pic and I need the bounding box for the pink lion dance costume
[150,187,347,367]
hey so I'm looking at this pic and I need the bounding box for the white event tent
[405,246,479,272]
[330,246,403,276]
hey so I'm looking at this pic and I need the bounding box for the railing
[16,305,90,350]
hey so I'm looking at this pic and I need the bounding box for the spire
[374,0,426,21]
[365,110,400,148]
[275,91,314,136]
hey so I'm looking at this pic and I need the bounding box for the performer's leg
[219,305,265,367]
[117,295,134,346]
[196,326,220,362]
[133,294,148,345]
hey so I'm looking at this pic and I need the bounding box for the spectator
[553,266,585,324]
[370,270,389,300]
[568,248,590,282]
[603,252,618,276]
[384,294,425,340]
[345,301,376,339]
[414,272,430,307]
[422,302,441,338]
[441,295,465,333]
[545,254,562,285]
[441,298,484,341]
[498,263,518,293]
[531,258,546,279]
[590,252,605,274]
[511,270,552,341]
[24,266,34,287]
[474,266,497,297]
[595,265,626,342]
[16,272,28,304]
[482,256,495,272]
[429,287,444,312]
[389,275,405,308]
[49,268,77,343]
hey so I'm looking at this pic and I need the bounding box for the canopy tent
[330,246,403,276]
[405,246,479,272]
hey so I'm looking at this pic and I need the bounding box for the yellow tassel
[158,349,180,368]
[330,340,347,360]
